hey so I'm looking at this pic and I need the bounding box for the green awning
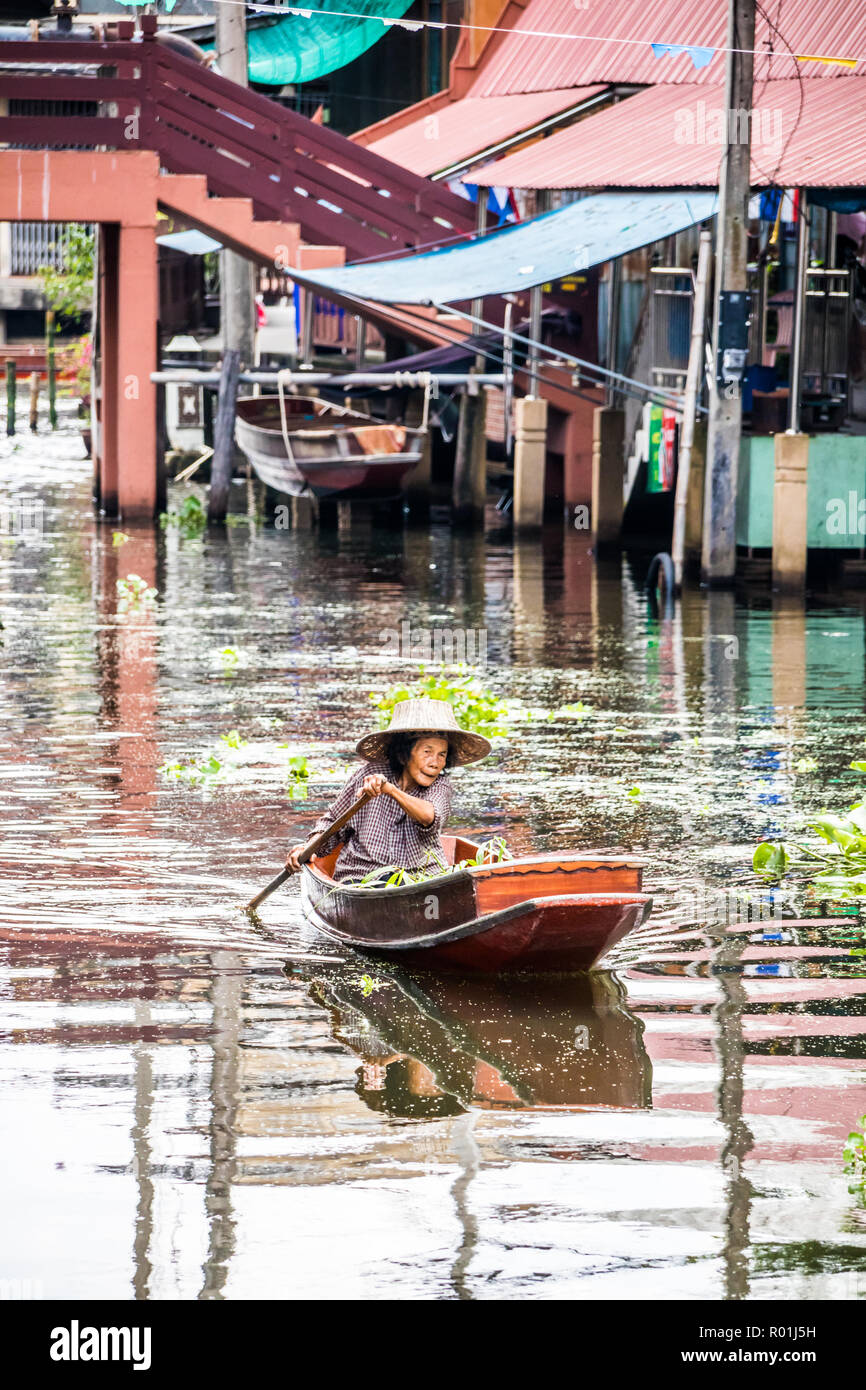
[202,2,416,86]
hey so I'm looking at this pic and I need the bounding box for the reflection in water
[309,966,652,1115]
[450,1112,480,1302]
[132,1002,155,1301]
[3,428,866,1298]
[200,954,242,1300]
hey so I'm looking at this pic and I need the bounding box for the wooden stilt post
[29,371,39,432]
[46,310,57,430]
[672,227,713,589]
[208,349,240,524]
[452,370,487,525]
[5,358,15,436]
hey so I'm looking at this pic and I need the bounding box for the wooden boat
[301,834,651,973]
[234,394,425,500]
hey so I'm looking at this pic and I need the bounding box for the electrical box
[716,289,750,389]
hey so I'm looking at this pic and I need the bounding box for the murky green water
[2,414,866,1299]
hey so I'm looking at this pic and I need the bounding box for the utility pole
[215,2,255,368]
[700,0,756,585]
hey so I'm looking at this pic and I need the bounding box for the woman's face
[406,736,449,786]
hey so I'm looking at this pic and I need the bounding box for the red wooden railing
[0,29,476,262]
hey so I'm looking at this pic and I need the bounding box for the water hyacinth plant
[843,1117,866,1197]
[116,574,158,612]
[160,494,207,539]
[753,800,866,902]
[344,837,512,890]
[370,665,594,740]
[371,667,510,739]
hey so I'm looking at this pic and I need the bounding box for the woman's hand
[362,772,390,798]
[285,843,310,873]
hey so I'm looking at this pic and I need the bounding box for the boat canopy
[295,191,718,305]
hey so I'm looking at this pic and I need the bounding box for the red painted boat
[300,835,651,973]
[234,394,425,500]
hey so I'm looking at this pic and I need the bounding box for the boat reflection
[301,964,653,1117]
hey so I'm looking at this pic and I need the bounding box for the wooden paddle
[245,790,372,913]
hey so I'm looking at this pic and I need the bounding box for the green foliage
[359,974,385,998]
[37,225,95,319]
[116,574,157,612]
[753,841,791,878]
[752,764,866,963]
[794,756,818,772]
[370,665,598,742]
[288,754,311,800]
[371,665,510,739]
[220,729,247,750]
[112,531,130,548]
[160,753,222,785]
[218,647,240,677]
[843,1116,866,1196]
[160,494,207,539]
[549,700,593,720]
[345,837,512,891]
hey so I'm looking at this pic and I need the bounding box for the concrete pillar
[591,405,624,552]
[772,431,809,592]
[513,395,547,531]
[116,224,158,519]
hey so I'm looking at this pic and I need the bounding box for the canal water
[1,413,865,1301]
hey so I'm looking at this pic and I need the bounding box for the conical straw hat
[356,696,491,767]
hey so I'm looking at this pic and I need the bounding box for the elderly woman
[285,697,490,883]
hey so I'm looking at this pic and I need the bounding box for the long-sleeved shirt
[308,759,453,883]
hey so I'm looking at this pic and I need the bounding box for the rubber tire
[646,551,675,618]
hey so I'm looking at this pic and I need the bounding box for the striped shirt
[309,759,453,883]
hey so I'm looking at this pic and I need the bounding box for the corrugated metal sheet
[471,78,866,189]
[470,0,866,97]
[298,192,717,302]
[364,87,604,176]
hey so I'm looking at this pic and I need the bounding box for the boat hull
[300,836,651,973]
[234,395,424,500]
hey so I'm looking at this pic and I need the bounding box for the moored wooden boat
[300,835,652,973]
[234,394,425,500]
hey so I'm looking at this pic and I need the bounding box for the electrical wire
[199,0,866,67]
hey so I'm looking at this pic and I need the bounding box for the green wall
[737,434,866,548]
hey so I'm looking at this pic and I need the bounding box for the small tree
[37,224,95,319]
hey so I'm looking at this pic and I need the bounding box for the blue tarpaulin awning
[298,192,717,304]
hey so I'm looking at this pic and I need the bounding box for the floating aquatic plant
[160,494,207,539]
[116,574,157,612]
[159,753,223,785]
[371,665,595,740]
[220,729,247,750]
[217,647,240,677]
[844,1117,866,1197]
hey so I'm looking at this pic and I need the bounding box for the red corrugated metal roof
[363,87,605,176]
[471,78,866,188]
[469,0,866,96]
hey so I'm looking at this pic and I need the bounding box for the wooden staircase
[0,24,477,265]
[156,173,302,267]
